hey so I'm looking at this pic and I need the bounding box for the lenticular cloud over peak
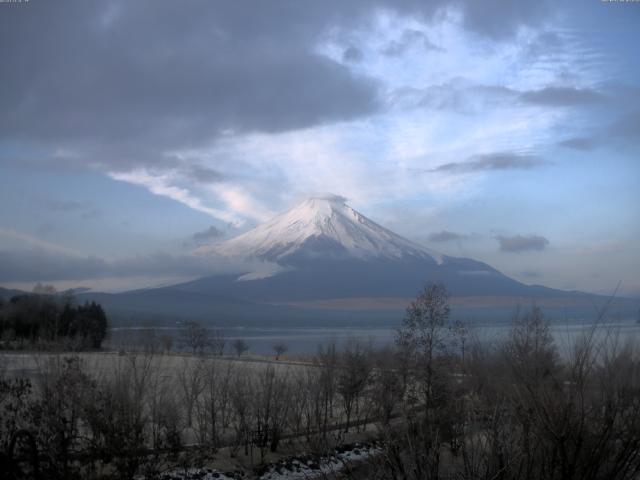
[307,193,348,203]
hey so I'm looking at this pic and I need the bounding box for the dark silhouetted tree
[180,321,209,354]
[273,343,287,360]
[232,338,249,357]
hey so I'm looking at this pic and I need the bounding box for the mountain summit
[198,195,443,265]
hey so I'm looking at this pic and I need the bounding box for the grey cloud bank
[0,0,555,172]
[0,248,280,284]
[0,1,380,172]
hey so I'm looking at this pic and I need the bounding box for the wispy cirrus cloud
[108,169,245,225]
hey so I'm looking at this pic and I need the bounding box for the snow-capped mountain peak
[197,195,443,264]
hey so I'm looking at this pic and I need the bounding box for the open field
[0,351,313,380]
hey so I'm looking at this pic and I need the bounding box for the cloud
[558,137,598,151]
[557,110,640,152]
[108,169,245,224]
[309,193,348,203]
[0,0,580,227]
[0,249,106,283]
[608,110,640,146]
[191,226,225,245]
[497,234,549,253]
[0,1,381,173]
[523,31,563,59]
[0,0,556,171]
[428,231,467,242]
[380,29,441,56]
[431,152,545,174]
[520,87,604,106]
[393,81,606,115]
[211,184,276,222]
[183,165,224,184]
[389,81,517,113]
[460,0,553,39]
[0,228,81,257]
[0,247,283,285]
[343,46,363,63]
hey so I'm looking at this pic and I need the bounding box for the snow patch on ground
[154,442,380,480]
[150,469,243,480]
[258,442,381,480]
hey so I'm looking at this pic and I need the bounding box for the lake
[107,317,640,356]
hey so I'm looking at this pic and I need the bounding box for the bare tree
[313,341,338,447]
[160,334,173,354]
[337,339,372,432]
[177,358,205,428]
[84,353,155,480]
[229,367,254,457]
[287,370,310,438]
[381,283,454,479]
[180,320,209,354]
[370,346,403,426]
[32,355,94,479]
[194,359,234,449]
[396,283,451,409]
[253,365,291,460]
[450,319,469,371]
[273,342,288,360]
[504,305,558,384]
[211,328,226,356]
[232,338,249,357]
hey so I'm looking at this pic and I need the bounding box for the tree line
[0,291,108,350]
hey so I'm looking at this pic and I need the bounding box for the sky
[1,0,639,295]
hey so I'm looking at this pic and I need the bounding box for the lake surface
[107,318,640,356]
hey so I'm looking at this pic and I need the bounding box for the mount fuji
[78,195,635,326]
[179,195,565,303]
